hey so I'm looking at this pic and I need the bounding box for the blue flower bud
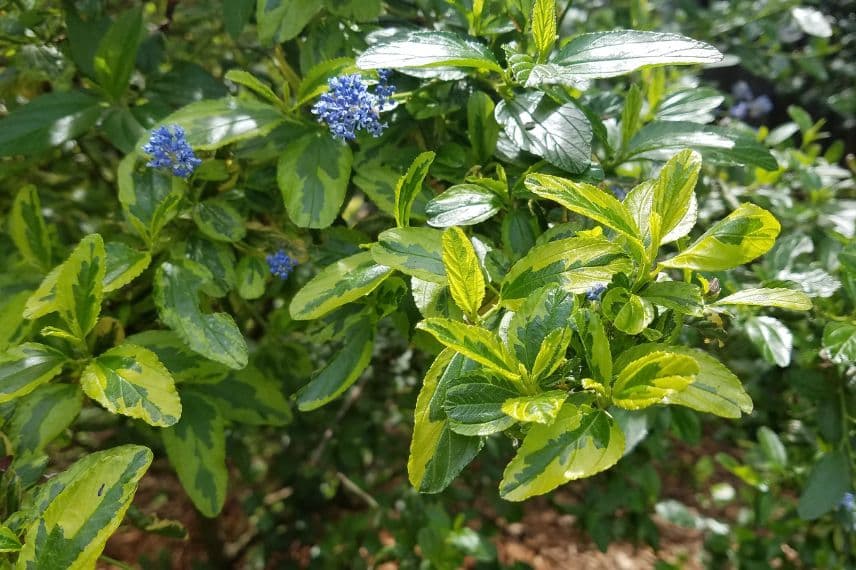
[141,125,202,178]
[266,250,296,280]
[586,284,607,301]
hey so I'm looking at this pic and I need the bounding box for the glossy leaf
[640,281,703,316]
[575,309,612,384]
[103,241,151,293]
[17,445,153,569]
[162,391,226,517]
[186,366,291,426]
[531,327,572,380]
[822,322,856,365]
[417,318,520,381]
[613,293,655,335]
[81,344,182,427]
[154,261,248,369]
[0,526,21,553]
[56,234,106,340]
[616,344,752,418]
[531,0,556,61]
[626,121,778,170]
[117,157,184,243]
[290,251,393,320]
[525,174,641,239]
[0,91,102,157]
[467,91,500,162]
[9,185,52,271]
[508,286,574,373]
[372,227,447,284]
[526,31,721,87]
[426,184,502,228]
[442,227,485,319]
[612,351,698,410]
[500,401,625,501]
[444,375,518,436]
[0,343,66,404]
[297,318,374,411]
[278,132,353,229]
[9,384,82,455]
[495,92,592,174]
[745,316,793,368]
[125,330,229,384]
[394,151,435,227]
[500,235,631,308]
[356,31,503,72]
[662,203,780,271]
[192,199,246,242]
[714,288,811,311]
[651,149,702,240]
[501,391,567,424]
[409,351,484,493]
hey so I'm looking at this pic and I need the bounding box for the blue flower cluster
[311,71,395,141]
[266,250,296,280]
[730,81,773,121]
[586,284,607,301]
[142,125,202,178]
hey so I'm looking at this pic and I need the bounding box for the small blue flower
[730,101,749,120]
[732,80,754,102]
[311,72,395,141]
[747,94,773,118]
[142,125,202,178]
[610,186,628,201]
[266,250,296,280]
[586,285,607,301]
[841,492,855,512]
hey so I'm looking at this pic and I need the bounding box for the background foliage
[0,0,853,568]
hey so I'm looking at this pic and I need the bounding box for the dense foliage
[0,0,853,568]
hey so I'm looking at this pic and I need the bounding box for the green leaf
[757,426,787,468]
[525,174,641,239]
[296,318,374,411]
[411,278,463,320]
[8,384,82,455]
[417,318,521,381]
[525,31,721,87]
[278,132,353,229]
[409,351,484,493]
[624,179,698,246]
[620,84,643,148]
[224,69,282,107]
[0,525,21,553]
[531,327,572,380]
[745,316,792,368]
[372,227,447,284]
[223,0,255,38]
[662,203,780,271]
[626,121,778,170]
[822,322,856,365]
[612,293,655,335]
[531,0,556,62]
[93,6,144,100]
[467,91,500,163]
[0,91,102,157]
[192,198,246,243]
[613,351,698,410]
[395,151,435,228]
[651,149,702,240]
[425,184,502,228]
[501,391,567,424]
[655,88,724,122]
[797,451,851,520]
[17,445,152,569]
[81,343,182,427]
[0,290,32,351]
[154,262,248,369]
[296,58,352,106]
[714,288,812,311]
[442,228,485,319]
[117,156,184,243]
[125,330,229,385]
[508,286,573,373]
[185,365,291,426]
[162,392,226,517]
[101,106,146,153]
[290,251,393,320]
[495,92,592,174]
[356,31,503,73]
[326,0,382,21]
[615,344,752,418]
[444,375,518,436]
[103,241,151,293]
[56,234,106,340]
[500,401,625,501]
[640,281,703,316]
[9,185,52,271]
[174,236,236,298]
[574,309,612,385]
[23,266,61,320]
[500,235,632,308]
[152,97,286,151]
[256,0,322,44]
[236,256,267,300]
